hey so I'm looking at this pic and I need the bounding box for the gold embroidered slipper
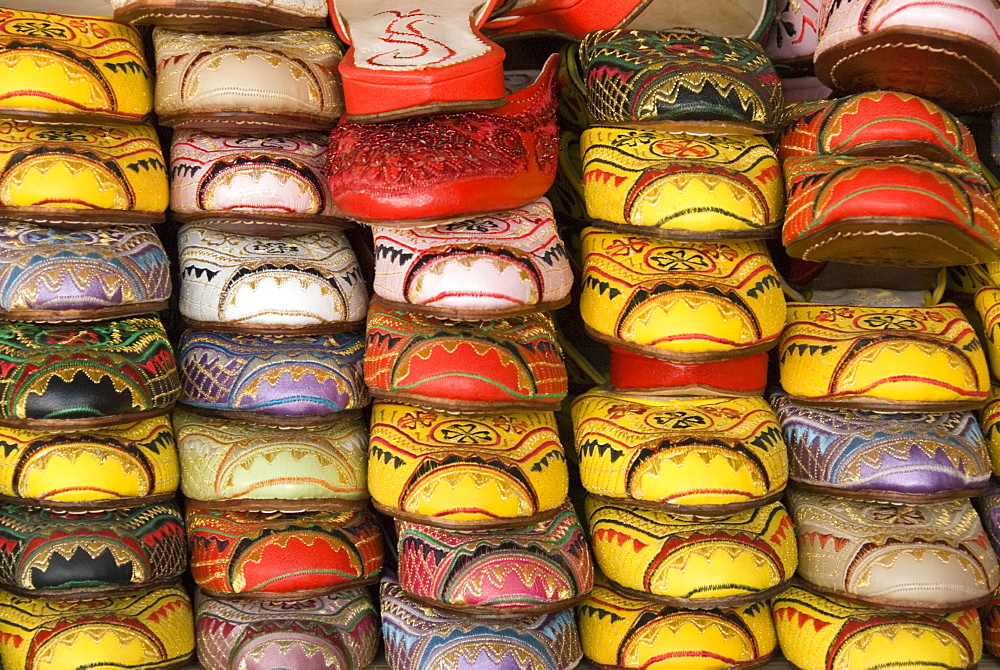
[571,389,788,514]
[111,0,329,32]
[586,497,797,609]
[368,401,568,528]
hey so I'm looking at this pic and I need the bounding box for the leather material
[169,131,345,232]
[368,401,568,526]
[580,229,786,362]
[178,329,368,424]
[987,585,1000,657]
[609,346,769,397]
[814,0,1000,112]
[178,225,367,334]
[0,316,180,428]
[778,73,832,103]
[0,584,195,670]
[984,480,1000,554]
[188,504,383,599]
[776,91,980,166]
[0,123,167,226]
[153,27,344,133]
[782,155,1000,266]
[371,198,573,318]
[484,0,776,41]
[196,588,380,670]
[578,30,782,132]
[585,497,797,607]
[365,299,567,412]
[975,287,1000,383]
[580,577,777,670]
[571,389,788,512]
[0,224,170,321]
[787,489,1000,611]
[327,55,559,224]
[174,409,368,506]
[764,0,820,64]
[111,0,329,31]
[0,502,186,596]
[778,302,990,410]
[581,127,783,238]
[980,385,1000,475]
[381,572,583,670]
[0,9,152,124]
[330,0,506,122]
[397,502,593,613]
[0,417,179,506]
[771,392,991,502]
[774,585,982,670]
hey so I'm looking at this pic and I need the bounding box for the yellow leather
[580,228,785,361]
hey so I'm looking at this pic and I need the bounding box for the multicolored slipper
[787,489,1000,612]
[371,198,573,319]
[196,587,380,670]
[774,584,982,670]
[381,572,582,670]
[153,27,344,133]
[775,90,980,166]
[327,55,558,224]
[0,224,170,322]
[111,0,329,32]
[813,0,1000,112]
[368,401,568,527]
[0,417,178,508]
[571,389,788,513]
[0,123,168,226]
[782,155,1000,266]
[0,583,195,670]
[397,501,592,615]
[586,497,797,608]
[974,287,1000,381]
[178,225,367,335]
[581,230,785,362]
[178,329,368,425]
[188,505,383,600]
[771,392,990,502]
[0,502,186,598]
[608,347,769,397]
[0,9,153,124]
[980,386,1000,475]
[0,316,180,429]
[778,302,990,411]
[365,300,567,412]
[581,128,783,239]
[174,409,368,510]
[580,577,777,670]
[169,131,346,235]
[577,30,782,132]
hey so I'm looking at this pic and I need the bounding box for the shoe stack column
[324,11,593,666]
[762,0,1000,663]
[0,8,195,669]
[560,28,798,669]
[107,1,386,667]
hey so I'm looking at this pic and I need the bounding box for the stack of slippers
[556,24,799,670]
[0,8,195,670]
[768,58,1000,670]
[104,1,386,667]
[319,6,593,665]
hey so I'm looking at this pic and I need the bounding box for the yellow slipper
[571,388,787,513]
[581,229,785,362]
[368,401,568,528]
[580,576,777,670]
[585,497,797,608]
[774,584,982,670]
[582,127,783,239]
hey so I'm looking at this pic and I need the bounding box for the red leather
[609,346,769,395]
[328,55,560,224]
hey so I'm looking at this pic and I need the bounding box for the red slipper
[330,0,508,122]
